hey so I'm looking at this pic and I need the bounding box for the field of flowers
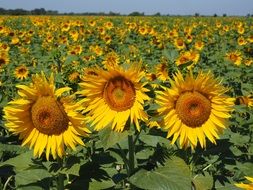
[0,15,252,190]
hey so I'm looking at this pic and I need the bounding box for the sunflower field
[0,15,253,190]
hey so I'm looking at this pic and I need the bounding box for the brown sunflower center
[31,96,69,135]
[18,67,27,74]
[175,91,211,127]
[103,76,136,112]
[0,58,5,66]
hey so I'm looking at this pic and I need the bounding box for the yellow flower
[238,36,247,46]
[156,63,169,81]
[68,71,80,82]
[3,73,90,160]
[69,30,79,42]
[0,51,9,68]
[176,50,199,69]
[245,59,253,66]
[90,45,103,56]
[78,64,150,132]
[11,36,20,45]
[0,42,10,52]
[102,52,120,69]
[61,22,71,32]
[139,26,148,35]
[225,51,242,66]
[248,35,253,43]
[174,38,186,50]
[68,45,83,55]
[235,176,253,190]
[104,21,114,30]
[156,71,234,149]
[89,20,96,27]
[235,95,253,107]
[194,41,204,51]
[14,65,29,80]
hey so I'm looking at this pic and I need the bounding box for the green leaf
[236,162,253,176]
[60,163,80,176]
[192,173,213,190]
[0,144,29,154]
[89,179,115,190]
[17,186,44,190]
[0,151,33,172]
[129,156,191,190]
[215,180,241,190]
[139,134,169,147]
[229,133,250,145]
[136,148,154,160]
[15,168,51,187]
[98,127,129,150]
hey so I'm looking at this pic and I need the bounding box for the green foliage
[129,156,191,190]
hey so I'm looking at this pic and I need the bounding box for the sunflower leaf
[0,150,33,172]
[98,127,129,150]
[15,168,51,187]
[192,173,213,190]
[129,156,191,190]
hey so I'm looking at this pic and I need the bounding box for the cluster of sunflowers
[0,16,253,190]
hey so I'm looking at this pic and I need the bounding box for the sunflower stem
[57,157,65,190]
[3,175,13,190]
[128,135,135,176]
[116,143,129,175]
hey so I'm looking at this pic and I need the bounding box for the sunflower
[194,41,204,51]
[238,36,247,46]
[235,176,253,190]
[0,51,9,68]
[225,51,242,66]
[14,65,29,80]
[78,64,150,132]
[102,52,120,69]
[156,71,234,149]
[3,73,90,160]
[176,50,199,69]
[156,63,169,81]
[235,95,253,107]
[174,38,185,50]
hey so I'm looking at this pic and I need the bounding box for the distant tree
[47,10,58,15]
[195,13,200,17]
[108,11,120,16]
[12,9,29,15]
[154,12,161,16]
[128,11,145,16]
[223,13,227,17]
[213,13,218,17]
[31,8,46,15]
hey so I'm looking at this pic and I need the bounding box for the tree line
[0,7,252,17]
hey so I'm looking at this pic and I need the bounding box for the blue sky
[0,0,253,15]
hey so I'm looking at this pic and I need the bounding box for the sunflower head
[4,72,90,160]
[78,63,150,132]
[14,65,29,80]
[156,70,234,149]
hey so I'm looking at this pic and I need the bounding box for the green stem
[3,176,13,190]
[57,158,65,190]
[116,143,129,175]
[128,135,135,176]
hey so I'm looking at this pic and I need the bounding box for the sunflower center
[31,96,69,135]
[175,91,211,127]
[103,76,136,112]
[0,58,5,66]
[18,68,27,74]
